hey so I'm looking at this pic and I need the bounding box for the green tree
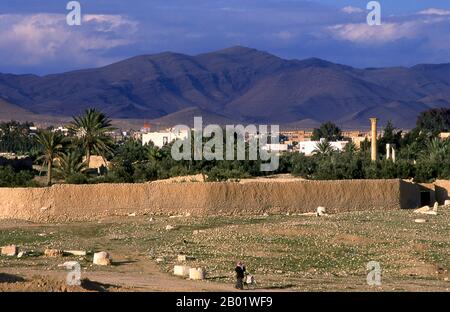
[414,138,450,182]
[56,151,87,181]
[35,131,66,186]
[69,108,115,165]
[379,121,402,157]
[416,108,450,136]
[0,121,37,154]
[311,122,343,141]
[0,166,36,187]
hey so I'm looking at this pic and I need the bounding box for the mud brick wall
[0,179,415,222]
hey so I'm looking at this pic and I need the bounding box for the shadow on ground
[0,273,26,283]
[80,279,119,292]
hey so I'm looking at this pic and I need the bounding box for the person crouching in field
[235,261,246,290]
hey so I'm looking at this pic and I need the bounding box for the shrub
[65,173,88,184]
[0,166,37,187]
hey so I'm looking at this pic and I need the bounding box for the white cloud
[328,8,450,46]
[0,13,138,68]
[328,22,419,44]
[419,8,450,16]
[341,6,364,14]
[277,31,295,40]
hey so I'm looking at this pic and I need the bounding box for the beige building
[440,132,450,140]
[81,155,109,170]
[281,130,313,143]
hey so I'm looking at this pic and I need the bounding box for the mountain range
[1,46,450,129]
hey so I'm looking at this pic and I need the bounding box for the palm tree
[56,151,87,180]
[313,140,334,155]
[421,138,450,162]
[69,108,115,165]
[35,131,65,186]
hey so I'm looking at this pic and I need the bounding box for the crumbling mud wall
[0,179,412,222]
[435,180,450,204]
[0,187,53,221]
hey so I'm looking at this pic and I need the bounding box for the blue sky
[1,0,450,74]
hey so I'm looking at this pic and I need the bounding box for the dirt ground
[0,207,449,292]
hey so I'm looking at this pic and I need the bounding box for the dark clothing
[235,266,246,290]
[236,277,244,290]
[235,266,246,278]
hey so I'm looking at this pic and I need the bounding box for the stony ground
[0,208,449,292]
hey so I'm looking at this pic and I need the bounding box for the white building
[261,143,289,153]
[142,128,189,148]
[299,139,348,156]
[53,126,70,136]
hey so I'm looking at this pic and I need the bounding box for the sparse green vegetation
[1,209,449,291]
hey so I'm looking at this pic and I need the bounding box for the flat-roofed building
[142,128,189,148]
[299,139,349,156]
[281,130,313,143]
[262,143,289,153]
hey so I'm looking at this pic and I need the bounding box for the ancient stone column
[386,144,391,160]
[370,118,378,162]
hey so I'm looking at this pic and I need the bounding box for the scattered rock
[414,205,437,215]
[177,255,187,262]
[415,205,430,213]
[185,212,192,217]
[44,249,62,257]
[93,251,111,266]
[174,265,190,277]
[156,257,164,263]
[165,225,176,231]
[149,217,154,222]
[445,200,450,206]
[64,250,87,256]
[414,219,427,223]
[316,206,327,217]
[299,212,317,217]
[17,251,25,258]
[59,261,79,269]
[1,245,18,257]
[127,212,136,217]
[189,267,206,280]
[263,213,269,217]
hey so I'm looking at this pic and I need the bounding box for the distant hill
[0,98,34,117]
[1,46,450,129]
